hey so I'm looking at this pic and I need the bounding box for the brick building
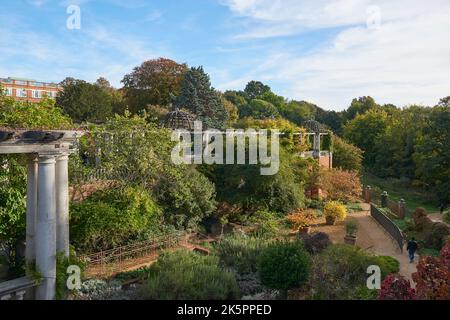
[0,77,61,103]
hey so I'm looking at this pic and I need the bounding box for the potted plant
[344,220,358,245]
[323,201,347,225]
[286,210,316,234]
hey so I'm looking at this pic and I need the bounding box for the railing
[80,231,187,278]
[370,204,404,252]
[363,186,407,219]
[0,277,38,300]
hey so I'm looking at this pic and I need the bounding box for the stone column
[56,153,70,257]
[25,155,38,264]
[313,133,321,158]
[35,155,56,300]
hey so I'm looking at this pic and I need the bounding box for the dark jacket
[407,240,418,252]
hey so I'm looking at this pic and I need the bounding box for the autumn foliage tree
[122,58,187,113]
[320,169,362,203]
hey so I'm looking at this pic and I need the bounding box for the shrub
[412,256,450,300]
[298,232,332,255]
[249,220,280,239]
[332,136,363,172]
[215,234,270,274]
[443,210,450,225]
[320,169,362,203]
[257,240,311,297]
[440,243,450,268]
[141,250,240,300]
[323,201,347,221]
[56,247,86,300]
[70,186,162,252]
[306,199,325,210]
[412,207,432,232]
[286,209,316,230]
[311,245,396,300]
[379,274,416,300]
[424,222,450,250]
[374,256,400,278]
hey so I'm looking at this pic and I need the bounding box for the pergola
[0,129,83,300]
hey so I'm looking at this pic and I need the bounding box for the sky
[1,0,450,110]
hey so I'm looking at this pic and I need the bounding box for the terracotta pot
[344,234,357,245]
[298,226,311,234]
[325,216,336,225]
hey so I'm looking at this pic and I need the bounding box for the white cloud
[219,0,450,109]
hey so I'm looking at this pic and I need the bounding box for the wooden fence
[80,231,187,278]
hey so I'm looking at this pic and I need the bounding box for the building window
[3,87,13,96]
[15,80,27,85]
[16,88,27,97]
[32,90,41,98]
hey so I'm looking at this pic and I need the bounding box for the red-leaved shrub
[379,274,416,300]
[412,256,450,300]
[440,242,450,269]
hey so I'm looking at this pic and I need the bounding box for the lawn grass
[362,172,439,215]
[346,202,363,213]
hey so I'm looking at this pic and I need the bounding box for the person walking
[406,237,418,263]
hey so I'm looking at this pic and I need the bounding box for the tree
[413,106,450,205]
[122,58,187,113]
[205,147,306,214]
[343,109,389,166]
[282,100,315,124]
[221,95,238,124]
[223,90,247,108]
[56,77,121,123]
[320,169,362,203]
[315,108,344,135]
[88,113,217,229]
[437,96,450,107]
[239,99,280,120]
[175,66,228,129]
[344,96,379,122]
[372,106,428,178]
[258,91,286,111]
[332,136,363,172]
[244,81,271,100]
[1,96,73,129]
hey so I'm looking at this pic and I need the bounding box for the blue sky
[1,0,450,110]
